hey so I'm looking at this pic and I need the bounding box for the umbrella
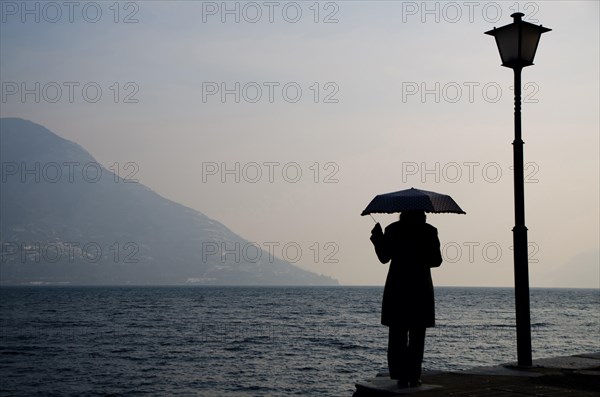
[361,187,466,216]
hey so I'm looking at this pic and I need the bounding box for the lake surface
[1,286,598,396]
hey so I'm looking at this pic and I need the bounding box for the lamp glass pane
[494,24,520,65]
[520,24,543,63]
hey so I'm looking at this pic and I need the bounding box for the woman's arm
[428,229,443,268]
[370,223,391,264]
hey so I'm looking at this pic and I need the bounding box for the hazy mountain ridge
[0,118,338,285]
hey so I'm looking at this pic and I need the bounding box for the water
[1,286,598,396]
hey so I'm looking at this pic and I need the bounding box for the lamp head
[485,12,551,69]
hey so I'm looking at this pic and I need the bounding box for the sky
[1,0,598,287]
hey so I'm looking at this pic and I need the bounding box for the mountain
[0,118,338,285]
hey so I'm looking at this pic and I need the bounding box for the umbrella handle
[369,214,377,223]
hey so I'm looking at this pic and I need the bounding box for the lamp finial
[511,12,524,22]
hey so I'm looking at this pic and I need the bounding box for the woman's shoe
[408,379,422,387]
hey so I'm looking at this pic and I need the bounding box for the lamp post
[485,12,551,367]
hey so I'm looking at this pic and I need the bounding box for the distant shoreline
[1,284,597,290]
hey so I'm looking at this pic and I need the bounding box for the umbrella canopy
[361,187,466,215]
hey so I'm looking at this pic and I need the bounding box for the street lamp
[485,12,551,367]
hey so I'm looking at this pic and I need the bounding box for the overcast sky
[1,1,598,287]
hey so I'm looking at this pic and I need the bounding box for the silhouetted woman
[369,211,442,387]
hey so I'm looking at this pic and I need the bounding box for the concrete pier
[353,352,600,396]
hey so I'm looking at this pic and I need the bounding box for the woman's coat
[370,220,442,328]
